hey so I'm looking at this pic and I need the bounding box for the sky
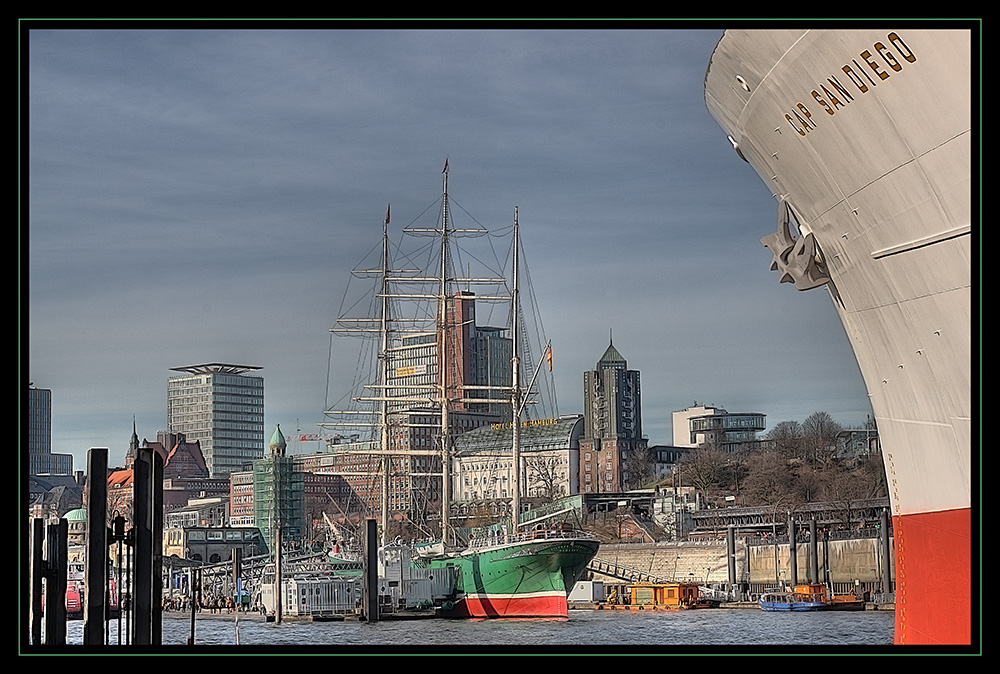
[24,21,877,471]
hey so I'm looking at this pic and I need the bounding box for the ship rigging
[320,160,558,547]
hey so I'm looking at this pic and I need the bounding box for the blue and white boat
[757,585,828,612]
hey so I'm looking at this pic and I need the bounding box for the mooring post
[188,567,198,645]
[83,447,108,645]
[29,518,44,645]
[275,524,282,624]
[233,548,242,645]
[151,450,163,645]
[726,525,736,599]
[363,517,379,622]
[133,445,151,645]
[44,519,68,645]
[113,516,131,646]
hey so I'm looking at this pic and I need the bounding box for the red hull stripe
[893,507,972,645]
[443,592,568,619]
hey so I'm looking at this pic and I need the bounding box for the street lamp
[771,496,789,588]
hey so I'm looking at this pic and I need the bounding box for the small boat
[596,582,714,611]
[758,583,865,612]
[758,584,829,612]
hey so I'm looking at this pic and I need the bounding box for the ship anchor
[760,198,831,291]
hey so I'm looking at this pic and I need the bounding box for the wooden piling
[363,518,378,622]
[83,447,108,645]
[29,519,44,645]
[44,519,68,645]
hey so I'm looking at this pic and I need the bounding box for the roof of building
[596,331,628,368]
[453,415,583,455]
[164,436,209,478]
[599,342,626,365]
[108,469,133,489]
[270,424,287,450]
[64,507,87,521]
[169,363,262,375]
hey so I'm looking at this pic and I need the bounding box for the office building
[167,363,265,478]
[27,385,73,476]
[580,336,647,493]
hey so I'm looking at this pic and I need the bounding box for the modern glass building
[167,363,265,478]
[672,404,766,453]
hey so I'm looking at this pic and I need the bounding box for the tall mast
[439,160,452,545]
[324,158,513,546]
[511,207,521,530]
[379,208,391,546]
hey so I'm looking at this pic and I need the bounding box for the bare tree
[525,454,562,502]
[742,450,793,506]
[803,411,843,467]
[678,442,728,501]
[766,420,805,461]
[621,447,656,491]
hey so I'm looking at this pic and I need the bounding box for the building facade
[229,470,255,527]
[163,525,264,562]
[167,363,265,478]
[580,337,647,493]
[382,292,513,418]
[672,404,766,453]
[450,415,584,505]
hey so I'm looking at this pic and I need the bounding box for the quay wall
[590,537,894,588]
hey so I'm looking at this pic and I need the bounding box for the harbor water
[59,609,895,652]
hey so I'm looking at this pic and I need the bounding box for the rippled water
[57,608,896,653]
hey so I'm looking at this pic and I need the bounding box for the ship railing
[468,527,595,549]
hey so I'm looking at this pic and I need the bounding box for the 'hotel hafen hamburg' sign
[489,418,559,431]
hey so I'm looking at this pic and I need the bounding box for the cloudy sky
[25,22,876,470]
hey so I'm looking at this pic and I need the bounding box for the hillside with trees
[674,411,886,509]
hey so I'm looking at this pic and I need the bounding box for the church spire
[126,416,140,468]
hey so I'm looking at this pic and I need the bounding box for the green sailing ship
[323,159,599,619]
[413,525,599,618]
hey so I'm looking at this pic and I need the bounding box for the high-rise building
[580,336,647,493]
[27,385,73,476]
[167,363,264,478]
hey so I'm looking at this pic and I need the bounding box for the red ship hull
[893,508,972,645]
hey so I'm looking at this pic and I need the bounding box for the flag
[442,156,449,174]
[385,204,390,225]
[547,344,552,372]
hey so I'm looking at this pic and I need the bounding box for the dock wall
[591,536,894,588]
